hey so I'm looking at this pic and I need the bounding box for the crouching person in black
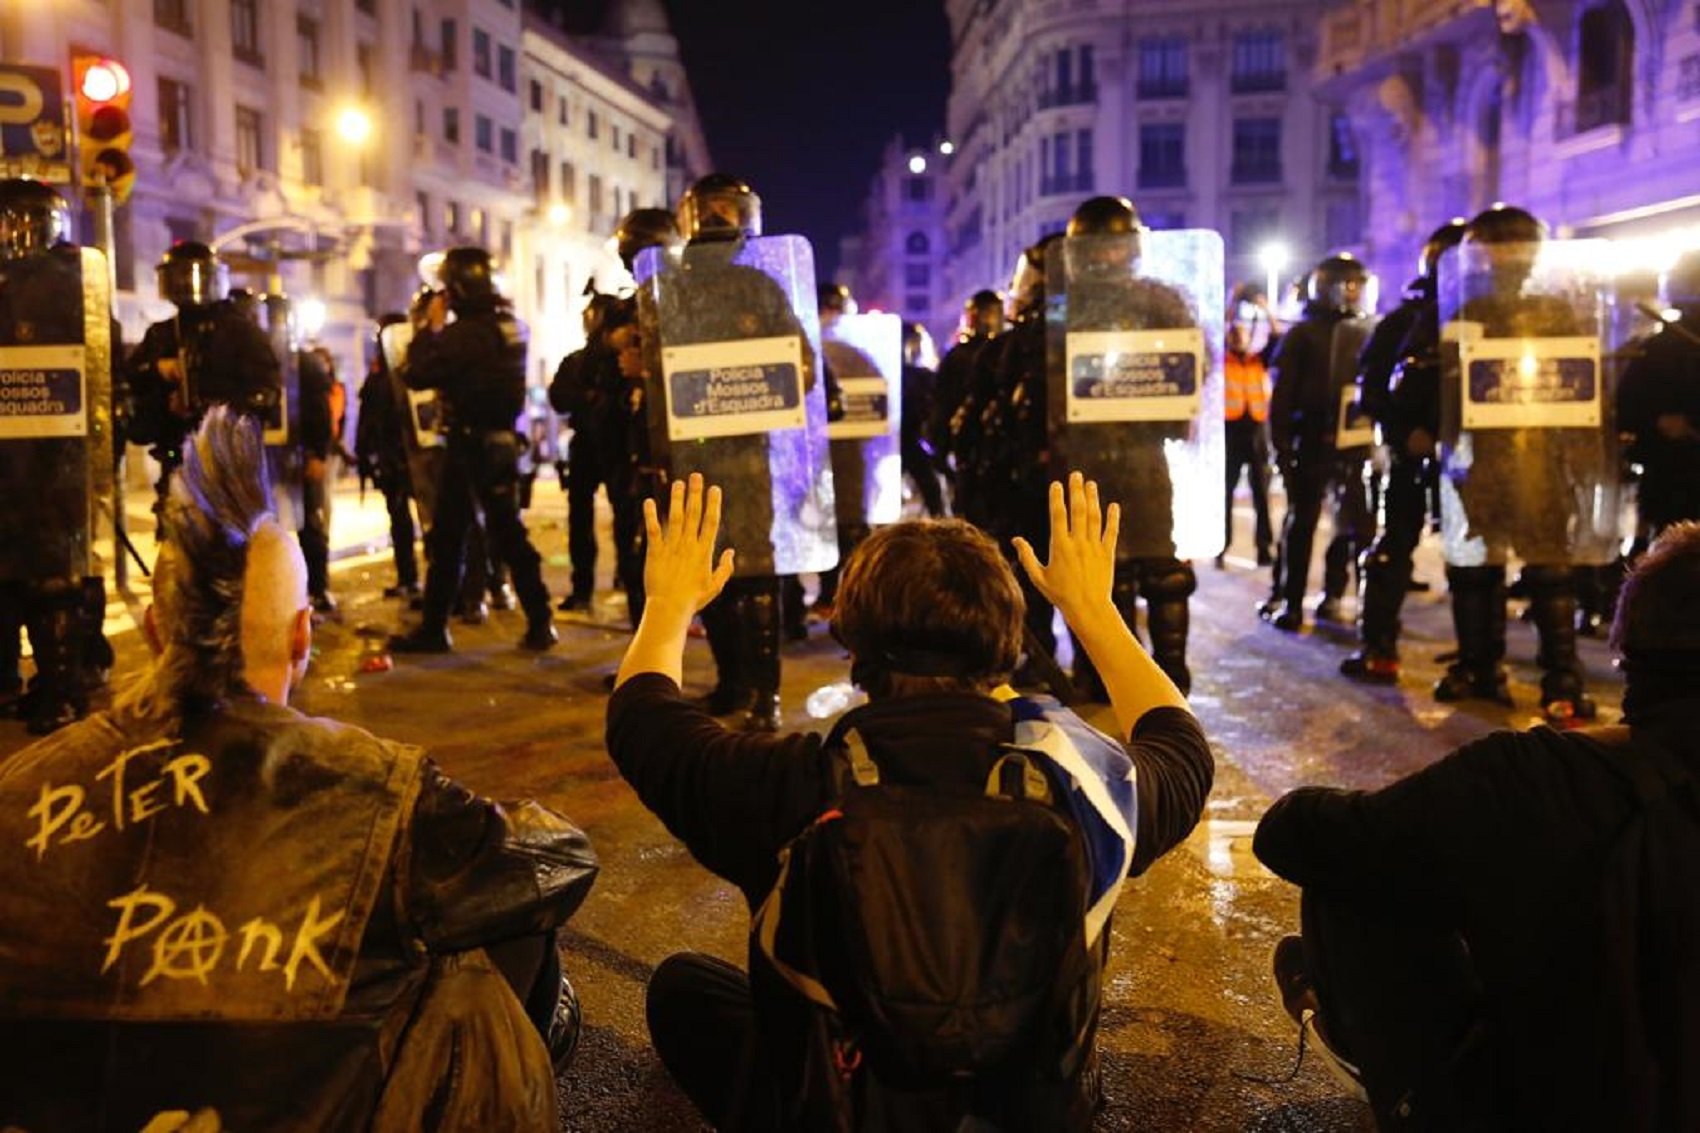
[607,471,1214,1130]
[0,410,599,1132]
[1254,522,1700,1131]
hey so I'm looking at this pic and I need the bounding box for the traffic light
[71,53,134,205]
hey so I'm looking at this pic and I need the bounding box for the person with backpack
[607,471,1214,1130]
[1254,520,1700,1131]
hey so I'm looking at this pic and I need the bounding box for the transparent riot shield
[1332,315,1380,453]
[1436,239,1618,567]
[376,319,446,527]
[0,247,116,585]
[1045,229,1225,561]
[260,294,304,530]
[638,235,837,576]
[821,311,902,528]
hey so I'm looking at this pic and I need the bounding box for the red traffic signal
[71,53,135,205]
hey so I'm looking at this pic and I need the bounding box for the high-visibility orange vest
[1224,350,1270,423]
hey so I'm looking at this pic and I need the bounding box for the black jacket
[1268,304,1353,461]
[404,308,526,432]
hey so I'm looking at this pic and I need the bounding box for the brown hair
[1612,521,1700,657]
[831,519,1025,696]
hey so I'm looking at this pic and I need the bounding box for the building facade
[941,0,1355,310]
[1316,0,1700,288]
[838,135,955,349]
[0,0,702,389]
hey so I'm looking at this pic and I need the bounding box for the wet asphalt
[3,479,1624,1131]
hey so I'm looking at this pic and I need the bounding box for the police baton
[1635,301,1700,349]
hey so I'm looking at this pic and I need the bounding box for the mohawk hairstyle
[114,408,273,729]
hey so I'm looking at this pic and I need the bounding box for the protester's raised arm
[1013,473,1190,738]
[615,474,735,689]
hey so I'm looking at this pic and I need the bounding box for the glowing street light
[546,202,571,227]
[938,140,955,156]
[907,154,927,175]
[1258,241,1290,305]
[297,297,328,339]
[335,106,373,146]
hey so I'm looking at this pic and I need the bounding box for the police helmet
[437,245,499,308]
[903,321,937,369]
[1416,218,1467,280]
[226,287,263,325]
[818,282,857,317]
[615,207,681,272]
[1008,234,1062,320]
[1461,205,1545,295]
[1307,254,1369,314]
[157,241,230,308]
[1066,196,1141,238]
[0,179,72,262]
[964,289,1005,338]
[1463,203,1545,247]
[677,174,762,243]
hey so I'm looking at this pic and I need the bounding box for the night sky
[544,1,952,277]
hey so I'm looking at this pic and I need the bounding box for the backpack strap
[752,811,843,1014]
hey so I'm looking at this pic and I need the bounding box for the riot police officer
[1340,219,1466,682]
[1047,195,1204,694]
[389,247,556,653]
[1433,205,1613,722]
[930,289,1004,512]
[1618,250,1700,538]
[124,241,281,530]
[1266,254,1376,632]
[0,179,116,733]
[549,291,624,613]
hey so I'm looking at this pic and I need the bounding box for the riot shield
[0,247,116,585]
[376,319,445,528]
[1436,239,1618,567]
[821,311,902,529]
[259,294,304,530]
[1332,315,1380,453]
[637,235,837,576]
[1044,229,1225,561]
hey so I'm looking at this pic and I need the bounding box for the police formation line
[1,173,1698,1129]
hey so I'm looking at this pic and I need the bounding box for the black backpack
[751,714,1102,1132]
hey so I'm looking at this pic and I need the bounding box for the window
[155,0,191,34]
[1327,112,1360,179]
[231,0,262,63]
[611,185,623,217]
[1138,123,1186,188]
[652,145,660,171]
[297,16,321,88]
[440,19,457,71]
[904,176,931,201]
[1229,205,1280,255]
[165,216,202,245]
[1681,53,1700,101]
[611,124,621,152]
[414,98,425,137]
[1080,45,1095,100]
[588,174,604,215]
[1568,3,1634,133]
[300,127,323,185]
[1142,209,1186,230]
[627,133,636,159]
[529,79,544,112]
[235,105,264,173]
[357,43,375,96]
[905,294,930,316]
[416,190,431,236]
[473,28,492,78]
[905,231,930,255]
[531,149,551,203]
[559,99,569,126]
[587,110,599,140]
[443,107,460,145]
[356,0,375,13]
[500,221,513,258]
[904,264,931,287]
[1231,31,1285,93]
[1138,36,1188,99]
[469,207,486,244]
[158,77,193,154]
[445,200,460,235]
[1056,48,1072,101]
[1231,117,1282,183]
[475,114,493,153]
[411,6,424,47]
[498,45,516,93]
[561,161,576,201]
[499,127,517,165]
[1075,128,1094,190]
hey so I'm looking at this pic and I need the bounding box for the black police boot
[27,589,87,736]
[1271,601,1305,633]
[695,593,746,715]
[80,577,114,692]
[1525,565,1595,727]
[1433,566,1511,705]
[521,615,558,652]
[1140,563,1194,695]
[1342,547,1407,684]
[389,623,454,654]
[739,585,782,733]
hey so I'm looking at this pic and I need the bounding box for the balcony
[1556,86,1631,138]
[1137,79,1189,101]
[1036,83,1098,110]
[410,45,443,77]
[1230,71,1287,95]
[1318,1,1495,81]
[1040,171,1096,196]
[1137,167,1187,190]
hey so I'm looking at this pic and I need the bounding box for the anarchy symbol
[142,907,228,987]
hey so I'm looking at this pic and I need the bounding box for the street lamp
[938,140,955,156]
[335,105,373,146]
[297,297,328,339]
[546,202,571,228]
[907,154,927,175]
[1258,241,1290,305]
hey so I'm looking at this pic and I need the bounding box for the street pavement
[3,475,1625,1131]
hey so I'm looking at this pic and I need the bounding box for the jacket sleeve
[403,760,600,953]
[549,350,585,417]
[1266,331,1299,458]
[404,319,489,394]
[297,352,334,457]
[1125,706,1215,876]
[234,319,282,412]
[606,673,829,903]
